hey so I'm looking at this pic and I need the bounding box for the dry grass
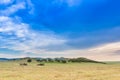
[0,62,120,80]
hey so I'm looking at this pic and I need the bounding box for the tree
[61,60,68,63]
[27,58,32,63]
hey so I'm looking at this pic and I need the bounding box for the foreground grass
[0,61,120,80]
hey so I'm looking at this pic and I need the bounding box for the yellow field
[0,62,120,80]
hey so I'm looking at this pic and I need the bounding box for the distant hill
[0,57,106,64]
[68,57,106,64]
[0,58,19,61]
[0,58,9,61]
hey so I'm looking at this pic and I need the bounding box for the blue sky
[0,0,120,61]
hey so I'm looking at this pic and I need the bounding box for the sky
[0,0,120,61]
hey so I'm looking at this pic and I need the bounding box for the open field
[0,61,120,80]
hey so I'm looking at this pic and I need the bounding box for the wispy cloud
[0,0,66,56]
[25,0,35,14]
[0,0,13,4]
[45,42,120,61]
[0,52,28,58]
[0,0,35,16]
[52,0,82,7]
[0,2,25,16]
[0,16,66,54]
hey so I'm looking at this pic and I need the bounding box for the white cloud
[26,0,35,14]
[0,2,26,16]
[0,16,66,54]
[0,1,65,56]
[0,0,66,58]
[0,0,35,16]
[89,42,120,53]
[46,42,120,61]
[0,0,13,4]
[52,0,82,7]
[0,52,29,58]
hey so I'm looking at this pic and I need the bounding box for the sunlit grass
[0,61,120,80]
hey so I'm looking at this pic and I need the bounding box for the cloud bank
[0,0,66,57]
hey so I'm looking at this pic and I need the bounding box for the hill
[0,58,10,61]
[0,57,106,64]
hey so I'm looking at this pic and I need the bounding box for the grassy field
[0,61,120,80]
